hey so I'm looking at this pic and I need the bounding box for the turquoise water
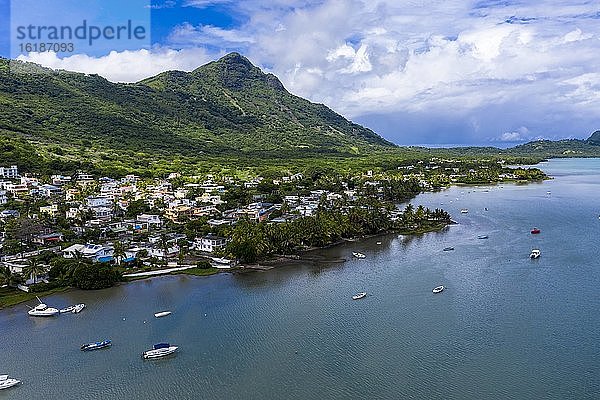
[1,158,599,399]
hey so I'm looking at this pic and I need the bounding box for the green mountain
[586,130,600,145]
[506,133,600,157]
[0,53,393,159]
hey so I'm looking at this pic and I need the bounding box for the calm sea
[1,158,599,399]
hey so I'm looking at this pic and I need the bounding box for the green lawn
[0,286,69,309]
[172,267,222,277]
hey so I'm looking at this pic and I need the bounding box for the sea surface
[1,158,599,399]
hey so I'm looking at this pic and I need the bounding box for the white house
[87,195,112,208]
[92,207,113,220]
[39,204,59,218]
[0,165,18,179]
[38,184,62,197]
[63,243,114,262]
[194,234,228,253]
[136,214,162,227]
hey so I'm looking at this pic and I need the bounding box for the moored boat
[154,311,172,318]
[432,285,444,294]
[27,297,59,317]
[352,292,367,300]
[0,375,21,390]
[60,305,75,313]
[443,247,454,251]
[72,303,85,313]
[142,343,178,359]
[477,235,488,239]
[531,228,541,234]
[352,252,366,259]
[460,209,469,213]
[81,340,112,351]
[530,249,541,259]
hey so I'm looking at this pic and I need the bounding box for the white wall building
[0,165,18,179]
[194,234,228,253]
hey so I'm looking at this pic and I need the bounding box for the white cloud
[17,47,216,82]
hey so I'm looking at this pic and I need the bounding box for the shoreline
[0,223,449,310]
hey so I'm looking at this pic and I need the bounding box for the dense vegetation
[0,53,392,162]
[222,202,451,263]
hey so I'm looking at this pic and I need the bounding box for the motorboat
[352,252,366,259]
[0,375,21,390]
[81,340,112,351]
[443,247,455,251]
[142,343,178,359]
[376,241,382,245]
[72,303,85,313]
[154,311,172,318]
[352,292,367,300]
[460,209,469,213]
[477,235,489,239]
[432,285,444,294]
[531,228,541,234]
[27,297,59,317]
[61,303,86,314]
[530,249,541,259]
[60,305,75,313]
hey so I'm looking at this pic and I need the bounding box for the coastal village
[0,158,545,300]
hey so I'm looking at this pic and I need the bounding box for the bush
[28,281,62,293]
[71,263,122,290]
[196,260,212,269]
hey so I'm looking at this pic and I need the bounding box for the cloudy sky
[2,0,600,145]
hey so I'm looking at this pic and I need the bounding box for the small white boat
[154,311,172,318]
[477,235,489,239]
[432,285,444,294]
[352,292,367,300]
[0,375,21,390]
[376,242,382,245]
[460,209,468,213]
[530,249,541,259]
[61,303,85,314]
[443,247,454,251]
[72,303,85,313]
[28,297,59,317]
[142,343,178,359]
[60,305,75,313]
[352,252,366,259]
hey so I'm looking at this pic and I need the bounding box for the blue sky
[3,0,600,145]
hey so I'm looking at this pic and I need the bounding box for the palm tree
[22,259,47,284]
[0,266,24,287]
[112,241,126,266]
[159,233,170,266]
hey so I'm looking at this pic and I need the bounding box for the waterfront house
[63,243,114,262]
[194,234,228,253]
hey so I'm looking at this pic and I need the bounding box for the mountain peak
[587,130,600,145]
[217,52,254,67]
[193,52,286,92]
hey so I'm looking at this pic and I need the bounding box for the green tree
[0,266,24,287]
